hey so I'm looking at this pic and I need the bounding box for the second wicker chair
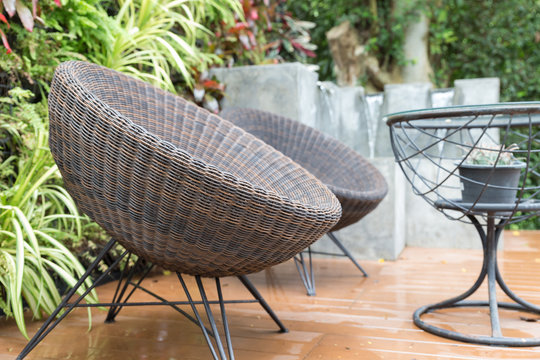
[221,107,388,296]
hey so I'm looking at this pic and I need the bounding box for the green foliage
[428,0,540,102]
[0,22,84,93]
[207,0,317,67]
[286,0,421,81]
[0,88,97,338]
[3,0,242,93]
[90,0,192,89]
[82,0,241,91]
[501,126,540,230]
[0,0,62,54]
[44,0,114,63]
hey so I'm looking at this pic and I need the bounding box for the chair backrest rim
[220,106,389,200]
[51,61,340,214]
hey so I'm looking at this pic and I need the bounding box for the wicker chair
[18,61,341,360]
[221,107,388,296]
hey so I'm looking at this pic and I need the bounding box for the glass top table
[386,102,540,346]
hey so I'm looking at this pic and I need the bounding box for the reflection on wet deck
[3,231,540,359]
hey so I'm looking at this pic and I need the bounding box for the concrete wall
[211,64,501,259]
[210,63,318,128]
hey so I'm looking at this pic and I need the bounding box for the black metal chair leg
[293,248,316,296]
[105,252,134,323]
[327,232,368,277]
[105,257,154,323]
[294,232,369,297]
[196,276,229,360]
[237,275,288,333]
[18,238,123,359]
[216,278,235,360]
[177,273,223,360]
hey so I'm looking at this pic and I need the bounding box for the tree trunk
[326,21,365,86]
[401,13,434,84]
[326,20,399,91]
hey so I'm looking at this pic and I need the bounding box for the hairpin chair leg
[237,275,288,333]
[105,256,154,323]
[19,245,289,360]
[176,274,289,360]
[294,247,316,296]
[327,232,368,277]
[177,273,230,360]
[103,262,287,339]
[17,238,124,359]
[294,232,369,296]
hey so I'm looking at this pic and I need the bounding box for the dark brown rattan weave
[48,61,341,277]
[220,107,388,231]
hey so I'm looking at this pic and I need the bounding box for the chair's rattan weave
[48,61,341,277]
[220,108,387,231]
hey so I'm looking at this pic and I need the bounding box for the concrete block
[376,83,432,157]
[317,82,370,157]
[210,63,319,127]
[453,78,500,105]
[431,88,455,108]
[311,157,406,260]
[365,94,384,159]
[453,78,501,160]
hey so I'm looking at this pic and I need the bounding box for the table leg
[413,214,540,346]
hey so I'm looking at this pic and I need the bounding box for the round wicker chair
[19,61,341,360]
[221,107,388,295]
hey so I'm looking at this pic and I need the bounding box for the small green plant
[463,143,520,166]
[0,88,97,338]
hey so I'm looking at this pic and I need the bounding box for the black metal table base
[414,214,540,346]
[17,238,288,360]
[294,232,368,296]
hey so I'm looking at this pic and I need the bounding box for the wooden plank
[2,230,540,359]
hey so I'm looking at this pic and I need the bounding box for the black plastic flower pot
[458,162,526,203]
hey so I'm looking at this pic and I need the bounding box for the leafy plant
[0,88,97,338]
[207,0,317,67]
[428,0,540,102]
[286,0,422,82]
[0,0,61,54]
[85,0,240,91]
[463,143,520,166]
[0,21,85,97]
[2,0,242,94]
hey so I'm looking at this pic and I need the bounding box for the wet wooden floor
[3,231,540,359]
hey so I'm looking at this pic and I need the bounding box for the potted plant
[458,143,525,203]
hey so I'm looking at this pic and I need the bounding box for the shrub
[286,0,421,82]
[428,0,540,102]
[0,88,97,338]
[207,0,317,67]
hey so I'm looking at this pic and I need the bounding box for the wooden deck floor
[3,231,540,359]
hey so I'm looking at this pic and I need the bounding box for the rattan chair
[18,61,341,360]
[221,107,388,296]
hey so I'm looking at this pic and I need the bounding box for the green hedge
[429,0,540,102]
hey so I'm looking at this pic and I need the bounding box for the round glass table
[386,102,540,346]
